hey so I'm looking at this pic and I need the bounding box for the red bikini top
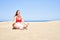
[16,16,22,23]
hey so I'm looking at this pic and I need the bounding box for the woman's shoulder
[15,16,18,17]
[14,16,17,18]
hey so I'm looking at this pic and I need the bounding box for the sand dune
[0,21,60,40]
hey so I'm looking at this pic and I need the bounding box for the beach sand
[0,21,60,40]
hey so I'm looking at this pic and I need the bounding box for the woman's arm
[12,16,16,26]
[13,16,16,23]
[22,17,24,22]
[21,16,25,24]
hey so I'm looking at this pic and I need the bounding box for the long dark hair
[15,10,20,16]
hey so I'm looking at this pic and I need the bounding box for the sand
[0,21,60,40]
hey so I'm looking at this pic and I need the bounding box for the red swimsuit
[16,16,22,23]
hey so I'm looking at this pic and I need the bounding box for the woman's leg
[22,23,29,30]
[12,23,19,29]
[12,22,29,30]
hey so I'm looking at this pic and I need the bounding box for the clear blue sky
[0,0,60,21]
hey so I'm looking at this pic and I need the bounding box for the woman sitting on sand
[12,10,29,30]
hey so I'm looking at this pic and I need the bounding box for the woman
[12,10,29,30]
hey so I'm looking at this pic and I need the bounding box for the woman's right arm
[13,16,16,23]
[12,16,16,26]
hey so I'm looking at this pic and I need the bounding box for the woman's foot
[23,27,27,30]
[12,28,17,29]
[25,23,29,27]
[23,23,29,30]
[12,27,20,29]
